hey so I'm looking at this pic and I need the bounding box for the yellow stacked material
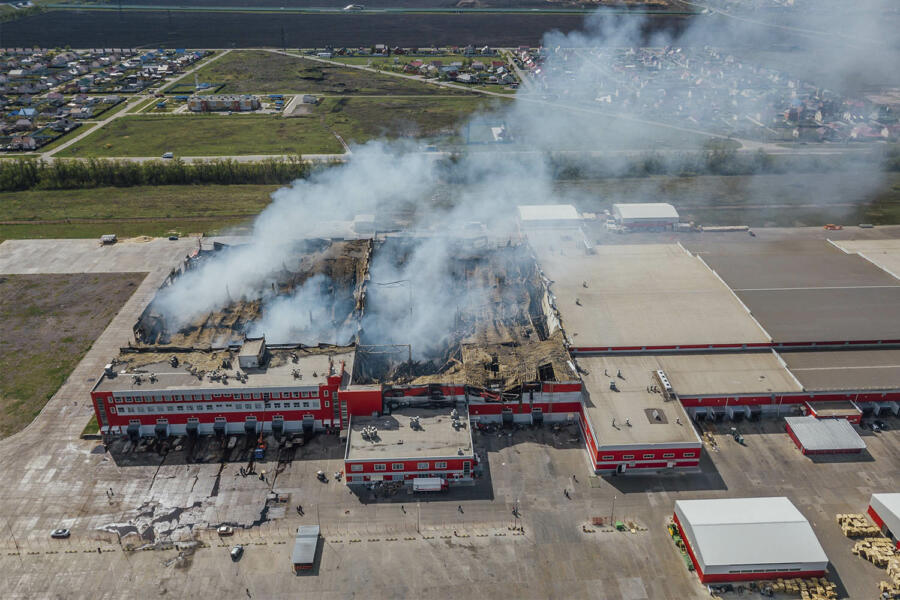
[853,537,897,568]
[757,577,837,600]
[879,557,900,599]
[836,513,881,538]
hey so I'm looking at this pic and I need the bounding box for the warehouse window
[302,401,310,408]
[323,390,329,397]
[177,406,184,411]
[683,452,696,458]
[392,463,404,471]
[435,462,447,469]
[663,453,675,459]
[374,464,386,472]
[206,405,213,411]
[601,455,614,461]
[351,464,362,472]
[110,406,116,414]
[293,402,301,408]
[293,392,300,398]
[622,455,634,460]
[124,397,132,403]
[324,401,330,408]
[642,454,654,459]
[252,393,260,399]
[417,462,429,470]
[273,403,281,409]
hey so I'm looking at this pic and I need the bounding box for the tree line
[0,157,315,192]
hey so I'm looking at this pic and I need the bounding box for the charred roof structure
[352,236,572,396]
[134,238,372,348]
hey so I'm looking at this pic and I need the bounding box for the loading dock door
[127,423,140,442]
[502,409,514,427]
[213,419,226,438]
[186,420,199,438]
[302,415,315,434]
[272,417,284,437]
[531,409,543,426]
[154,422,169,440]
[244,419,258,436]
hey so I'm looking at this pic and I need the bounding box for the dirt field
[0,273,145,439]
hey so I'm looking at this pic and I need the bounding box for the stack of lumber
[877,556,900,599]
[762,577,837,600]
[837,513,881,537]
[853,537,896,568]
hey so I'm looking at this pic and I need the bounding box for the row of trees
[0,157,316,191]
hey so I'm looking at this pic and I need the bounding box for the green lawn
[56,114,343,157]
[181,49,474,96]
[319,96,501,145]
[0,184,277,239]
[37,123,96,152]
[0,273,146,438]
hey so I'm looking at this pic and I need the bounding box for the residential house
[13,118,33,131]
[10,136,37,151]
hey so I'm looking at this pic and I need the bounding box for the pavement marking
[733,285,900,291]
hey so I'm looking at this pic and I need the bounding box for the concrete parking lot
[1,233,899,599]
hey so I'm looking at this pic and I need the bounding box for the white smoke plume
[152,2,898,353]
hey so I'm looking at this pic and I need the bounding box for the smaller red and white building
[673,497,829,584]
[803,400,862,424]
[344,407,476,486]
[577,355,702,474]
[868,493,900,549]
[784,416,866,455]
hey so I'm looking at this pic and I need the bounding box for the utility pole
[610,494,616,525]
[416,500,420,534]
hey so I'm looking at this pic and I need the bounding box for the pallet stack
[877,556,900,599]
[836,513,882,538]
[852,537,896,568]
[760,577,837,600]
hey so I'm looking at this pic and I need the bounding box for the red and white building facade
[90,347,355,439]
[343,407,476,485]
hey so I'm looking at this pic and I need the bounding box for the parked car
[51,528,70,539]
[217,525,234,536]
[230,545,244,561]
[162,151,174,159]
[168,235,179,241]
[873,420,889,431]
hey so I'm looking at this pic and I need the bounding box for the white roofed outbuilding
[612,203,679,231]
[869,493,900,548]
[517,204,581,227]
[673,497,829,583]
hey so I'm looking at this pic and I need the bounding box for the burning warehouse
[91,231,589,485]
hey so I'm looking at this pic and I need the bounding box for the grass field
[0,273,145,438]
[0,184,277,239]
[319,96,499,144]
[56,114,343,157]
[36,123,97,152]
[181,49,474,95]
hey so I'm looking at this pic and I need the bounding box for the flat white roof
[675,497,828,570]
[517,204,580,222]
[785,416,866,452]
[613,203,679,220]
[870,493,900,537]
[528,236,771,348]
